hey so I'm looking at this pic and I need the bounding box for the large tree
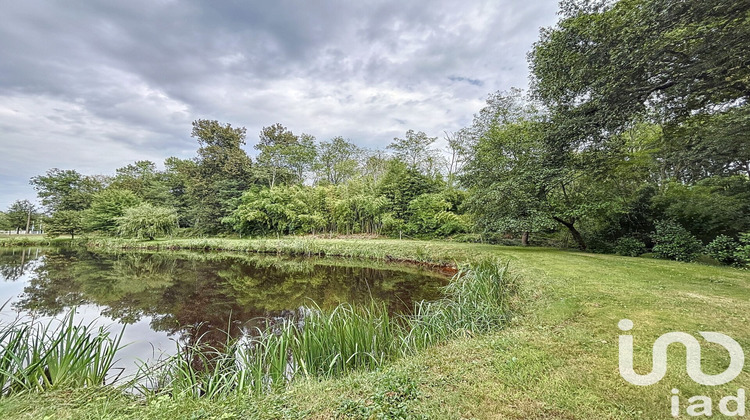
[110,160,171,204]
[254,123,316,188]
[462,90,619,249]
[5,200,37,234]
[30,169,101,213]
[530,0,750,149]
[387,130,441,175]
[315,136,360,185]
[184,119,254,233]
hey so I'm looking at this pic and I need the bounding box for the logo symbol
[618,319,744,386]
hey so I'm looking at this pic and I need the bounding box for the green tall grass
[0,312,123,396]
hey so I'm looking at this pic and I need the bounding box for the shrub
[116,203,178,240]
[651,220,703,262]
[735,233,750,268]
[614,237,647,257]
[705,235,741,265]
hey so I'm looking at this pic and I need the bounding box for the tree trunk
[552,217,586,250]
[25,209,32,234]
[521,231,529,246]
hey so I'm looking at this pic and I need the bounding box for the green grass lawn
[3,239,749,419]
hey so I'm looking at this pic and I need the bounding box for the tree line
[2,0,748,265]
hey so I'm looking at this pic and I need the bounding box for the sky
[0,0,560,210]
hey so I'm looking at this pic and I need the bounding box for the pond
[0,247,448,379]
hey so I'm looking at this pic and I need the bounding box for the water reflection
[0,247,446,372]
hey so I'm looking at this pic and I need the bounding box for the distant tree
[116,203,178,240]
[5,200,37,234]
[111,160,171,204]
[83,188,142,234]
[361,150,390,183]
[162,156,196,228]
[191,120,253,180]
[30,169,101,215]
[462,117,556,245]
[387,130,439,173]
[254,123,316,188]
[315,136,360,185]
[227,186,324,236]
[289,133,317,182]
[46,210,84,239]
[405,193,468,237]
[187,119,254,234]
[443,129,470,188]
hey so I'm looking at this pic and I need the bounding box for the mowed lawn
[2,239,749,419]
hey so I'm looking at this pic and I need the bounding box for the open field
[2,238,749,419]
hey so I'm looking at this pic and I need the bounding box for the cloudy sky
[0,0,559,209]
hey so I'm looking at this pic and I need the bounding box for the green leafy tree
[116,203,178,240]
[330,181,390,235]
[530,0,750,149]
[5,200,37,234]
[254,123,315,188]
[30,168,101,213]
[162,156,197,228]
[46,210,84,239]
[462,90,617,249]
[463,117,555,245]
[377,160,440,222]
[82,188,142,234]
[186,119,254,234]
[444,130,470,188]
[405,193,468,237]
[110,160,172,204]
[315,136,360,185]
[227,186,323,236]
[388,130,441,174]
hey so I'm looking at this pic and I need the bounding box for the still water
[0,247,447,376]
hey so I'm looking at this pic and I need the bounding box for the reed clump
[0,312,123,396]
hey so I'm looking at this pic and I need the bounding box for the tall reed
[0,311,123,396]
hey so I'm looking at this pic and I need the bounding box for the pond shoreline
[82,237,463,276]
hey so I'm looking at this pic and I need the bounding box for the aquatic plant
[0,311,123,396]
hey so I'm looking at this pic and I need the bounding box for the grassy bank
[2,238,750,418]
[84,236,504,267]
[0,234,72,247]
